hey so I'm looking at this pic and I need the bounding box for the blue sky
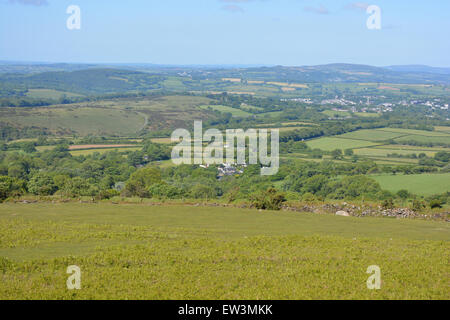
[1,0,449,66]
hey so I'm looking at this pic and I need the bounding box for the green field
[378,128,450,137]
[199,105,252,117]
[354,147,438,157]
[395,135,450,145]
[69,147,142,156]
[353,112,380,118]
[322,110,351,118]
[0,203,448,299]
[338,129,405,142]
[306,137,379,151]
[26,89,84,100]
[372,173,450,196]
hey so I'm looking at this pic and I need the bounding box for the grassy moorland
[0,203,448,300]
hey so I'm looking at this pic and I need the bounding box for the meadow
[306,137,379,151]
[199,105,252,117]
[372,173,450,196]
[0,203,448,300]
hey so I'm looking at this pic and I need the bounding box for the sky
[0,0,449,67]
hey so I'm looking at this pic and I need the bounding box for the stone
[336,210,350,217]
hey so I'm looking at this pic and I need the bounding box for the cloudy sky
[1,0,449,66]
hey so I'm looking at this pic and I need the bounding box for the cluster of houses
[199,163,246,179]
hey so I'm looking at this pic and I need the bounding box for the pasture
[322,110,351,118]
[338,129,405,142]
[372,173,450,196]
[199,105,252,117]
[306,137,379,151]
[0,203,448,299]
[26,89,84,100]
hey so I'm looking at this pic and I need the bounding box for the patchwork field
[0,203,448,299]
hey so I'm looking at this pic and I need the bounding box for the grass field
[372,173,450,196]
[338,129,405,142]
[322,110,351,118]
[306,137,379,151]
[353,147,438,157]
[69,147,142,156]
[395,135,450,145]
[26,89,84,100]
[0,203,448,299]
[435,126,450,133]
[353,112,380,118]
[378,128,450,137]
[199,105,252,117]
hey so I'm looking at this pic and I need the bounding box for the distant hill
[216,63,450,84]
[0,68,165,95]
[0,63,449,99]
[385,65,450,75]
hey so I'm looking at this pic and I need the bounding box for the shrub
[412,200,426,212]
[429,200,443,209]
[251,188,286,211]
[382,198,394,210]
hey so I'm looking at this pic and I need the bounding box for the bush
[412,200,426,212]
[396,189,410,199]
[97,189,120,200]
[382,198,394,210]
[28,172,57,196]
[251,188,286,211]
[429,200,443,209]
[124,167,162,198]
[0,175,26,201]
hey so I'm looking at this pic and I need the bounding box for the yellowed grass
[221,78,241,83]
[267,82,308,88]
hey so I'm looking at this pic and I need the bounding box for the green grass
[353,147,438,157]
[353,112,380,118]
[322,110,351,118]
[394,135,450,145]
[199,105,252,117]
[26,89,84,100]
[338,129,405,142]
[69,147,142,156]
[306,137,379,151]
[0,203,448,299]
[378,128,450,137]
[372,173,450,196]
